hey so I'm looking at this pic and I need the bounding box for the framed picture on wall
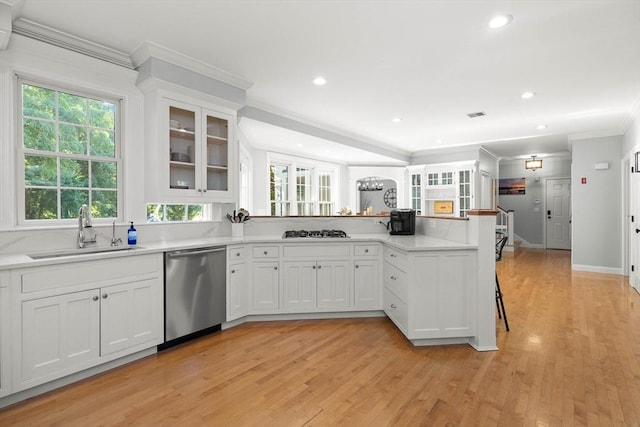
[499,177,526,195]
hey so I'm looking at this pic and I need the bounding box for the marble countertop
[0,233,475,270]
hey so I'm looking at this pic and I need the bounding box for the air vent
[467,111,487,118]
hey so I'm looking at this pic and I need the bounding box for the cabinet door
[251,262,280,311]
[354,259,381,309]
[282,261,316,310]
[100,279,161,356]
[316,260,350,309]
[168,101,199,195]
[203,109,231,194]
[228,262,248,321]
[21,289,100,382]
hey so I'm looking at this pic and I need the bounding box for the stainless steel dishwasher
[161,246,226,349]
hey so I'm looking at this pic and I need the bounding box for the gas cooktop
[283,229,350,239]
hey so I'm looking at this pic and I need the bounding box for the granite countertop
[0,233,476,270]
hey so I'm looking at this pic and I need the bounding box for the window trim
[267,152,340,216]
[16,77,123,226]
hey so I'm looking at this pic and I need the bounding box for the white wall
[622,107,639,155]
[498,157,572,246]
[571,135,623,273]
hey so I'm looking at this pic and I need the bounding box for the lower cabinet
[227,245,248,321]
[251,262,280,312]
[282,260,351,311]
[353,259,380,309]
[11,254,163,393]
[20,278,161,387]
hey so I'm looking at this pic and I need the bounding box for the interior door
[546,178,572,250]
[631,152,640,292]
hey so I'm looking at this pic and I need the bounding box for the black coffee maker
[388,209,416,235]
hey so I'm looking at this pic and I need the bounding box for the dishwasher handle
[167,247,226,258]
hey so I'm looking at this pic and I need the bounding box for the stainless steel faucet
[77,204,97,248]
[110,221,122,246]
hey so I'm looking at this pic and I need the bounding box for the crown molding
[619,93,640,134]
[130,41,252,91]
[568,129,623,142]
[11,18,133,68]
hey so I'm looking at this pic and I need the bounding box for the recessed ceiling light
[489,14,513,29]
[296,143,304,147]
[536,124,547,130]
[435,139,443,144]
[313,76,327,86]
[521,91,536,99]
[392,117,402,123]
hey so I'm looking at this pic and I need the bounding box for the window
[270,164,290,216]
[146,203,205,222]
[19,80,120,223]
[268,154,339,216]
[427,173,438,186]
[296,167,312,215]
[441,171,453,185]
[411,173,422,215]
[459,170,472,217]
[318,172,333,216]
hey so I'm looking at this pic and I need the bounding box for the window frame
[267,153,339,216]
[16,77,123,226]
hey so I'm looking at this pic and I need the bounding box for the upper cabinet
[142,87,237,204]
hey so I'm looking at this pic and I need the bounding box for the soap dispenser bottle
[127,222,137,245]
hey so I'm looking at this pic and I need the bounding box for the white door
[546,178,572,250]
[631,153,640,292]
[480,171,493,209]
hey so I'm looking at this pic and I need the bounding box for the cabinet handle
[264,251,268,255]
[355,265,359,268]
[390,304,397,309]
[231,270,236,274]
[236,252,240,256]
[390,254,397,258]
[390,276,397,280]
[93,295,99,301]
[197,189,202,193]
[312,265,316,269]
[102,293,108,299]
[317,265,322,269]
[365,249,369,253]
[203,189,207,193]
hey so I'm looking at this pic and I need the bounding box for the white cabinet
[251,262,280,312]
[0,275,11,398]
[382,244,477,343]
[143,86,237,203]
[227,245,248,321]
[316,260,350,309]
[12,254,163,392]
[282,261,316,310]
[353,244,381,309]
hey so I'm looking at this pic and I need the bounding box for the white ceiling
[10,0,640,164]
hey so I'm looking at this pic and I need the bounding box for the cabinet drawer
[383,261,408,302]
[228,246,246,263]
[252,246,280,258]
[282,245,350,258]
[383,246,408,270]
[383,287,408,334]
[354,244,379,257]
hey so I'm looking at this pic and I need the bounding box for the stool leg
[495,273,510,331]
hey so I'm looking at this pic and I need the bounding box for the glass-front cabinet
[143,87,237,204]
[168,103,230,195]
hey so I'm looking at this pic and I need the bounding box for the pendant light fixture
[357,176,384,191]
[525,155,543,171]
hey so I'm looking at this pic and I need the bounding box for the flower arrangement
[339,207,352,216]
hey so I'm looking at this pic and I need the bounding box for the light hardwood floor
[1,249,639,426]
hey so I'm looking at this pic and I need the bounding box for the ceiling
[8,0,640,164]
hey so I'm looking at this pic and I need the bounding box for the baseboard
[572,264,624,275]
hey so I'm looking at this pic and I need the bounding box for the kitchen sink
[28,245,142,260]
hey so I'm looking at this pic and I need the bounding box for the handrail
[496,206,514,247]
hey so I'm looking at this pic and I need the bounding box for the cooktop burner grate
[283,229,350,239]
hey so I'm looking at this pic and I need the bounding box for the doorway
[545,178,571,250]
[630,152,640,292]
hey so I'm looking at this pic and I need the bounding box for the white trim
[11,18,133,69]
[568,129,624,142]
[130,41,252,90]
[572,264,624,275]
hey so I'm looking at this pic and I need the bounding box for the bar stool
[495,235,509,331]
